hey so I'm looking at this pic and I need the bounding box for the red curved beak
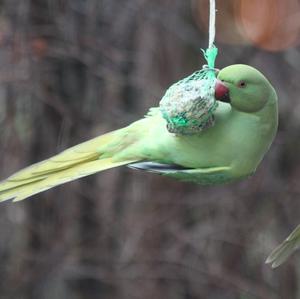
[215,80,230,103]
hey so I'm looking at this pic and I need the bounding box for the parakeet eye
[237,80,247,88]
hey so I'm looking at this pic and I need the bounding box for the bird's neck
[230,91,278,144]
[257,88,278,132]
[231,87,278,131]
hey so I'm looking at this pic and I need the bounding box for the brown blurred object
[31,38,48,58]
[193,0,300,51]
[239,0,300,51]
[192,0,249,45]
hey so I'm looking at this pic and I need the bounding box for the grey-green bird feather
[266,225,300,268]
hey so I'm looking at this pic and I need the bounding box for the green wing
[266,225,300,268]
[129,162,232,185]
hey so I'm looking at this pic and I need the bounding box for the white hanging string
[208,0,216,49]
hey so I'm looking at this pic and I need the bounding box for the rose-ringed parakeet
[0,64,278,202]
[266,225,300,268]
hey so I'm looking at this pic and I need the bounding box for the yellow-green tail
[0,131,138,202]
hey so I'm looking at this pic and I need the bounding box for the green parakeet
[0,64,278,202]
[266,225,300,268]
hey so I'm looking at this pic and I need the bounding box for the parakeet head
[215,64,277,113]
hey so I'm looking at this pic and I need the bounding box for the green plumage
[0,64,278,202]
[266,225,300,268]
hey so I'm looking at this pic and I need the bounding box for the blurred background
[0,0,299,298]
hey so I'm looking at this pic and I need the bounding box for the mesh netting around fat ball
[159,47,218,135]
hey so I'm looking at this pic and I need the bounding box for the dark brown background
[0,1,299,298]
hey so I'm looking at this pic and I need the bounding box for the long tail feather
[0,130,139,202]
[3,158,135,202]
